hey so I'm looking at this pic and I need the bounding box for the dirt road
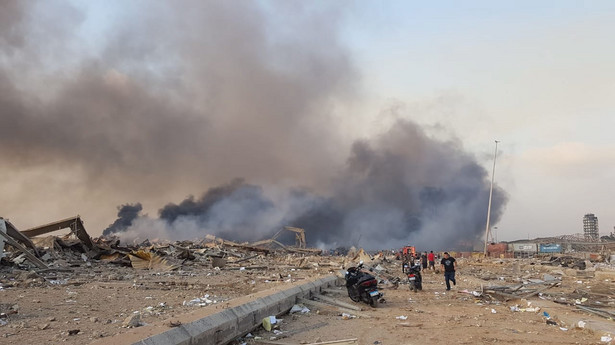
[2,253,614,344]
[242,267,609,345]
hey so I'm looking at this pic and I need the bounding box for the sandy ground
[0,258,333,344]
[1,255,614,345]
[237,262,614,345]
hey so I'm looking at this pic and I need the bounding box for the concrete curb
[133,275,340,345]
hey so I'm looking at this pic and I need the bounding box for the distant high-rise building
[583,213,599,241]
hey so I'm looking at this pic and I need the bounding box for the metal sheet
[539,244,562,253]
[512,243,537,252]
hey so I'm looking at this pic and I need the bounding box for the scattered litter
[341,313,356,320]
[183,295,214,307]
[289,304,310,314]
[262,316,277,331]
[396,315,408,320]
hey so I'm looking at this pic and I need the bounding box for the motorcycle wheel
[410,283,417,292]
[347,288,360,302]
[418,282,423,290]
[369,296,378,307]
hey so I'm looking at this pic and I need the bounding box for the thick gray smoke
[0,1,350,189]
[113,119,507,250]
[1,1,507,250]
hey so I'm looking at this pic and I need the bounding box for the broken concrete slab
[2,218,40,256]
[0,221,47,269]
[21,216,95,250]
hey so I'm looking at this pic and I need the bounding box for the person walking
[440,252,457,291]
[427,251,435,271]
[420,252,428,270]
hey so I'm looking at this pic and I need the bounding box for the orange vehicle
[402,246,416,258]
[396,246,416,260]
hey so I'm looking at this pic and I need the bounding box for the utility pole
[483,140,499,256]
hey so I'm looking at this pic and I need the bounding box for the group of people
[407,250,458,291]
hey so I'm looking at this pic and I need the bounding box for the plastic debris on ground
[183,294,215,307]
[341,313,356,320]
[289,304,310,314]
[262,315,277,331]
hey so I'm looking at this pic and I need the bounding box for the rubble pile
[0,216,346,344]
[2,215,615,344]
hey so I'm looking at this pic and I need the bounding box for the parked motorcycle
[345,261,383,307]
[406,263,423,292]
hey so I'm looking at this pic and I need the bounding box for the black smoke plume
[102,203,143,236]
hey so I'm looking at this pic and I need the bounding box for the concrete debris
[3,220,615,345]
[2,218,40,256]
[541,256,587,270]
[0,219,47,269]
[22,216,95,250]
[122,313,142,328]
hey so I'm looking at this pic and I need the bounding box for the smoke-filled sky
[1,1,613,248]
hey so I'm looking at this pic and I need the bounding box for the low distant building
[583,213,599,241]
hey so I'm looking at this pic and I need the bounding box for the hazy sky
[339,1,615,240]
[1,1,613,243]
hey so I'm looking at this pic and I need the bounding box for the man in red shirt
[427,251,435,271]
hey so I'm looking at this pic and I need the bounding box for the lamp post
[483,140,499,256]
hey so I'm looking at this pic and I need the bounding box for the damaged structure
[2,215,615,344]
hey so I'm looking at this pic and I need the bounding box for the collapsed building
[2,214,615,344]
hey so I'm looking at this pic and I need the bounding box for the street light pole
[483,140,499,256]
